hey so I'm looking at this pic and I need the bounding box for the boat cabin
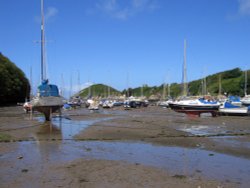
[37,79,60,97]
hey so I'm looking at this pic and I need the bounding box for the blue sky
[1,0,250,98]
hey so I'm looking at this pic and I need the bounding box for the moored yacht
[31,80,63,120]
[30,0,63,121]
[168,97,220,116]
[218,101,250,116]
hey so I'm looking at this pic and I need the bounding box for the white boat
[157,98,173,108]
[218,101,250,116]
[241,95,250,106]
[30,0,63,121]
[87,99,99,110]
[169,97,220,116]
[102,100,113,108]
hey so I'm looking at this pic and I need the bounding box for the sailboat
[168,40,220,116]
[30,0,63,121]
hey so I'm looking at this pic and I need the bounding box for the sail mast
[41,0,45,82]
[218,74,222,96]
[182,39,187,96]
[245,70,248,96]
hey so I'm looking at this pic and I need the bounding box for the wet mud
[0,106,250,187]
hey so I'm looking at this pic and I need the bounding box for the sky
[1,0,250,98]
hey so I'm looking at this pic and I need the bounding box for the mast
[203,77,207,95]
[61,74,64,97]
[126,72,129,97]
[41,0,45,82]
[30,66,33,98]
[182,39,187,96]
[141,85,144,98]
[168,83,171,97]
[78,71,80,95]
[162,83,166,100]
[245,70,248,96]
[218,74,222,96]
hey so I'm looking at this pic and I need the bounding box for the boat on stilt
[30,0,63,121]
[169,97,220,117]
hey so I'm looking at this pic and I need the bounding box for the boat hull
[31,96,63,120]
[242,101,250,107]
[218,108,250,116]
[168,103,219,116]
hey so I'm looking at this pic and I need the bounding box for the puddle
[1,141,250,186]
[213,137,250,149]
[178,125,231,136]
[178,125,250,137]
[35,116,115,139]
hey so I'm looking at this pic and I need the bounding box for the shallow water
[177,124,250,136]
[177,125,227,136]
[34,116,115,139]
[1,140,250,187]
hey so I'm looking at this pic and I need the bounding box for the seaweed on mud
[0,133,12,142]
[172,174,187,179]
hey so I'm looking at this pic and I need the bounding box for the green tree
[0,53,30,105]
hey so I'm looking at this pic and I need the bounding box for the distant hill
[78,83,121,98]
[124,68,249,98]
[0,52,30,105]
[75,68,249,99]
[188,68,247,96]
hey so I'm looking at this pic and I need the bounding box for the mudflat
[0,106,250,187]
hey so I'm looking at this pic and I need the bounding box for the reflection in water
[34,116,114,140]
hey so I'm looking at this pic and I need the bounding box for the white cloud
[45,7,58,21]
[35,6,58,23]
[132,0,156,9]
[95,0,159,20]
[238,0,250,15]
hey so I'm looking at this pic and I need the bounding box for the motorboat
[168,97,220,116]
[228,96,242,107]
[218,101,250,116]
[157,98,173,108]
[124,98,148,109]
[102,100,114,108]
[241,95,250,107]
[87,99,99,110]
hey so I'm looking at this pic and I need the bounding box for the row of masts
[181,39,248,97]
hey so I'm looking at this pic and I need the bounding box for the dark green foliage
[221,68,242,79]
[128,68,249,98]
[0,53,30,105]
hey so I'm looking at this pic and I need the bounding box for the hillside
[76,68,249,99]
[0,53,30,105]
[125,68,249,98]
[78,84,121,98]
